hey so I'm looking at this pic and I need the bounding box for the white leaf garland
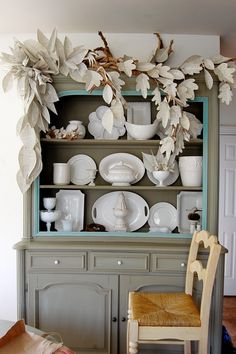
[204,69,213,89]
[218,83,233,105]
[84,70,103,91]
[118,59,136,77]
[214,63,235,84]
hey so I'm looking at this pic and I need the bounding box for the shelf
[41,138,203,147]
[40,184,203,191]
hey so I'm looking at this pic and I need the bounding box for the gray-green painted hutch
[15,74,225,354]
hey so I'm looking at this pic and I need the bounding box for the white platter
[67,154,97,185]
[177,191,202,233]
[147,161,179,186]
[99,153,145,185]
[55,190,85,231]
[148,202,177,232]
[92,191,149,232]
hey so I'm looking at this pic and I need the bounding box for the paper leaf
[152,87,161,106]
[211,54,231,65]
[67,45,87,65]
[136,73,150,99]
[84,70,103,91]
[48,28,57,54]
[64,36,73,58]
[19,123,37,148]
[180,111,190,130]
[180,55,203,75]
[118,59,136,77]
[214,63,235,84]
[218,83,233,105]
[101,107,114,134]
[16,170,31,194]
[170,105,182,126]
[110,98,125,127]
[158,64,173,79]
[204,69,213,89]
[164,82,177,97]
[160,136,175,160]
[18,146,37,178]
[156,99,170,128]
[154,47,169,63]
[203,58,214,70]
[136,62,155,72]
[169,69,185,80]
[37,29,49,49]
[2,71,14,92]
[142,152,157,172]
[103,84,113,104]
[108,71,125,91]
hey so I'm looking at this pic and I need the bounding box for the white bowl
[125,119,158,140]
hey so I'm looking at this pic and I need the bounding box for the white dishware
[66,120,86,138]
[127,102,151,125]
[88,105,126,140]
[179,156,203,186]
[152,170,170,187]
[103,161,139,186]
[125,119,158,140]
[147,161,179,186]
[53,163,70,185]
[148,202,177,232]
[67,154,97,185]
[61,219,73,232]
[99,153,145,185]
[92,191,149,232]
[55,190,85,231]
[113,192,128,231]
[40,210,61,231]
[177,191,202,233]
[43,197,56,211]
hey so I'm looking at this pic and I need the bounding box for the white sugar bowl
[104,161,139,186]
[66,120,86,138]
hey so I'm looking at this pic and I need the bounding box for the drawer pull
[112,317,117,322]
[54,260,60,265]
[180,262,186,267]
[117,260,123,266]
[121,317,126,322]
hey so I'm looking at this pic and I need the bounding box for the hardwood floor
[223,296,236,347]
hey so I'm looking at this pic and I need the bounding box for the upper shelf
[41,138,203,146]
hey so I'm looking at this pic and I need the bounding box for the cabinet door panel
[28,274,118,354]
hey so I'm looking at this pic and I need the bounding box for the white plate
[127,102,151,140]
[99,153,145,185]
[92,191,149,232]
[177,191,202,233]
[147,161,179,186]
[148,202,177,232]
[127,102,151,125]
[67,154,97,185]
[55,190,85,231]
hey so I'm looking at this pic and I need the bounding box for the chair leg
[198,337,208,354]
[184,340,191,354]
[127,320,139,354]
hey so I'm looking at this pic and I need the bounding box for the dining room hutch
[14,73,225,354]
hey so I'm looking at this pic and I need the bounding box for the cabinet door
[119,274,185,354]
[27,273,118,354]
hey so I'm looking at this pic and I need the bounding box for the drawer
[151,254,188,272]
[27,252,87,271]
[89,252,149,272]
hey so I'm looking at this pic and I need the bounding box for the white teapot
[104,161,139,186]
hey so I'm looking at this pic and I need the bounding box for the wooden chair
[127,230,222,354]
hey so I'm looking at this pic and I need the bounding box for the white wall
[0,32,220,321]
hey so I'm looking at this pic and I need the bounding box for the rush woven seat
[129,292,201,327]
[127,230,222,354]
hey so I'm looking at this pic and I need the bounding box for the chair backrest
[185,230,222,328]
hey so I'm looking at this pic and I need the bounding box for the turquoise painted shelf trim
[34,90,208,238]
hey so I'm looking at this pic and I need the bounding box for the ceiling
[0,0,236,38]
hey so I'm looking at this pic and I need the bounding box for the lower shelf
[33,231,193,238]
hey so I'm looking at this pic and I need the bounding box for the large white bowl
[125,119,158,140]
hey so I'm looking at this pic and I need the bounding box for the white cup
[53,163,70,185]
[179,156,203,186]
